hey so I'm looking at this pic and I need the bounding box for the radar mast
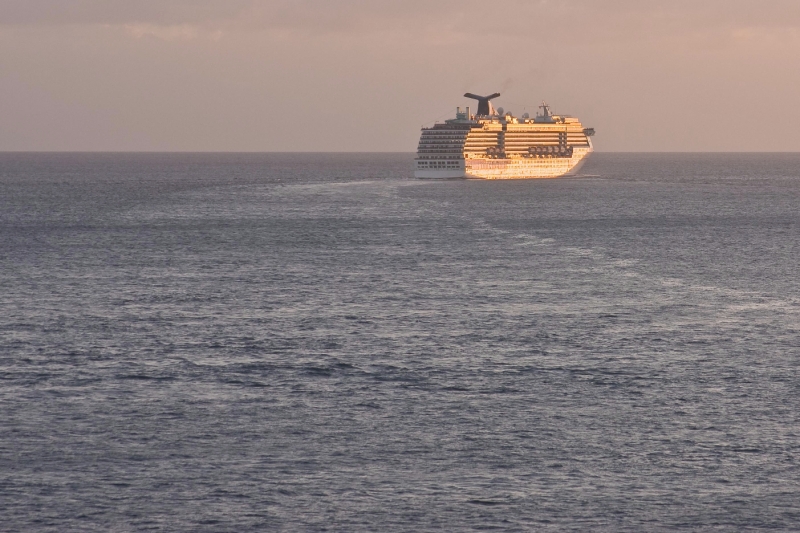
[534,101,556,123]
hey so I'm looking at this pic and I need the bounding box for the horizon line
[3,150,800,155]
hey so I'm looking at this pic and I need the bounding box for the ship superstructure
[415,93,595,179]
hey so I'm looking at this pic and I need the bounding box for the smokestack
[464,93,500,116]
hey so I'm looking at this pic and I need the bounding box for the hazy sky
[2,0,800,151]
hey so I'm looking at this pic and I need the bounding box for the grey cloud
[0,0,252,26]
[2,0,799,32]
[2,0,800,151]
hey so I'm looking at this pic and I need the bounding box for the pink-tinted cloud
[1,0,799,151]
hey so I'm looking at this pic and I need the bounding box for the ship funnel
[464,92,500,116]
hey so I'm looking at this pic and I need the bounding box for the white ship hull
[415,146,592,180]
[414,169,466,179]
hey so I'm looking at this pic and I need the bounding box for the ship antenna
[539,101,551,118]
[464,92,501,116]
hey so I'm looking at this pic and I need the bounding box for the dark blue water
[1,153,799,531]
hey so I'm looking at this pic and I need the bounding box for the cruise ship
[415,93,595,179]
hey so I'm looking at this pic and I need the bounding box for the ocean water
[1,152,799,532]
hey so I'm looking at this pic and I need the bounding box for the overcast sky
[2,0,800,151]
